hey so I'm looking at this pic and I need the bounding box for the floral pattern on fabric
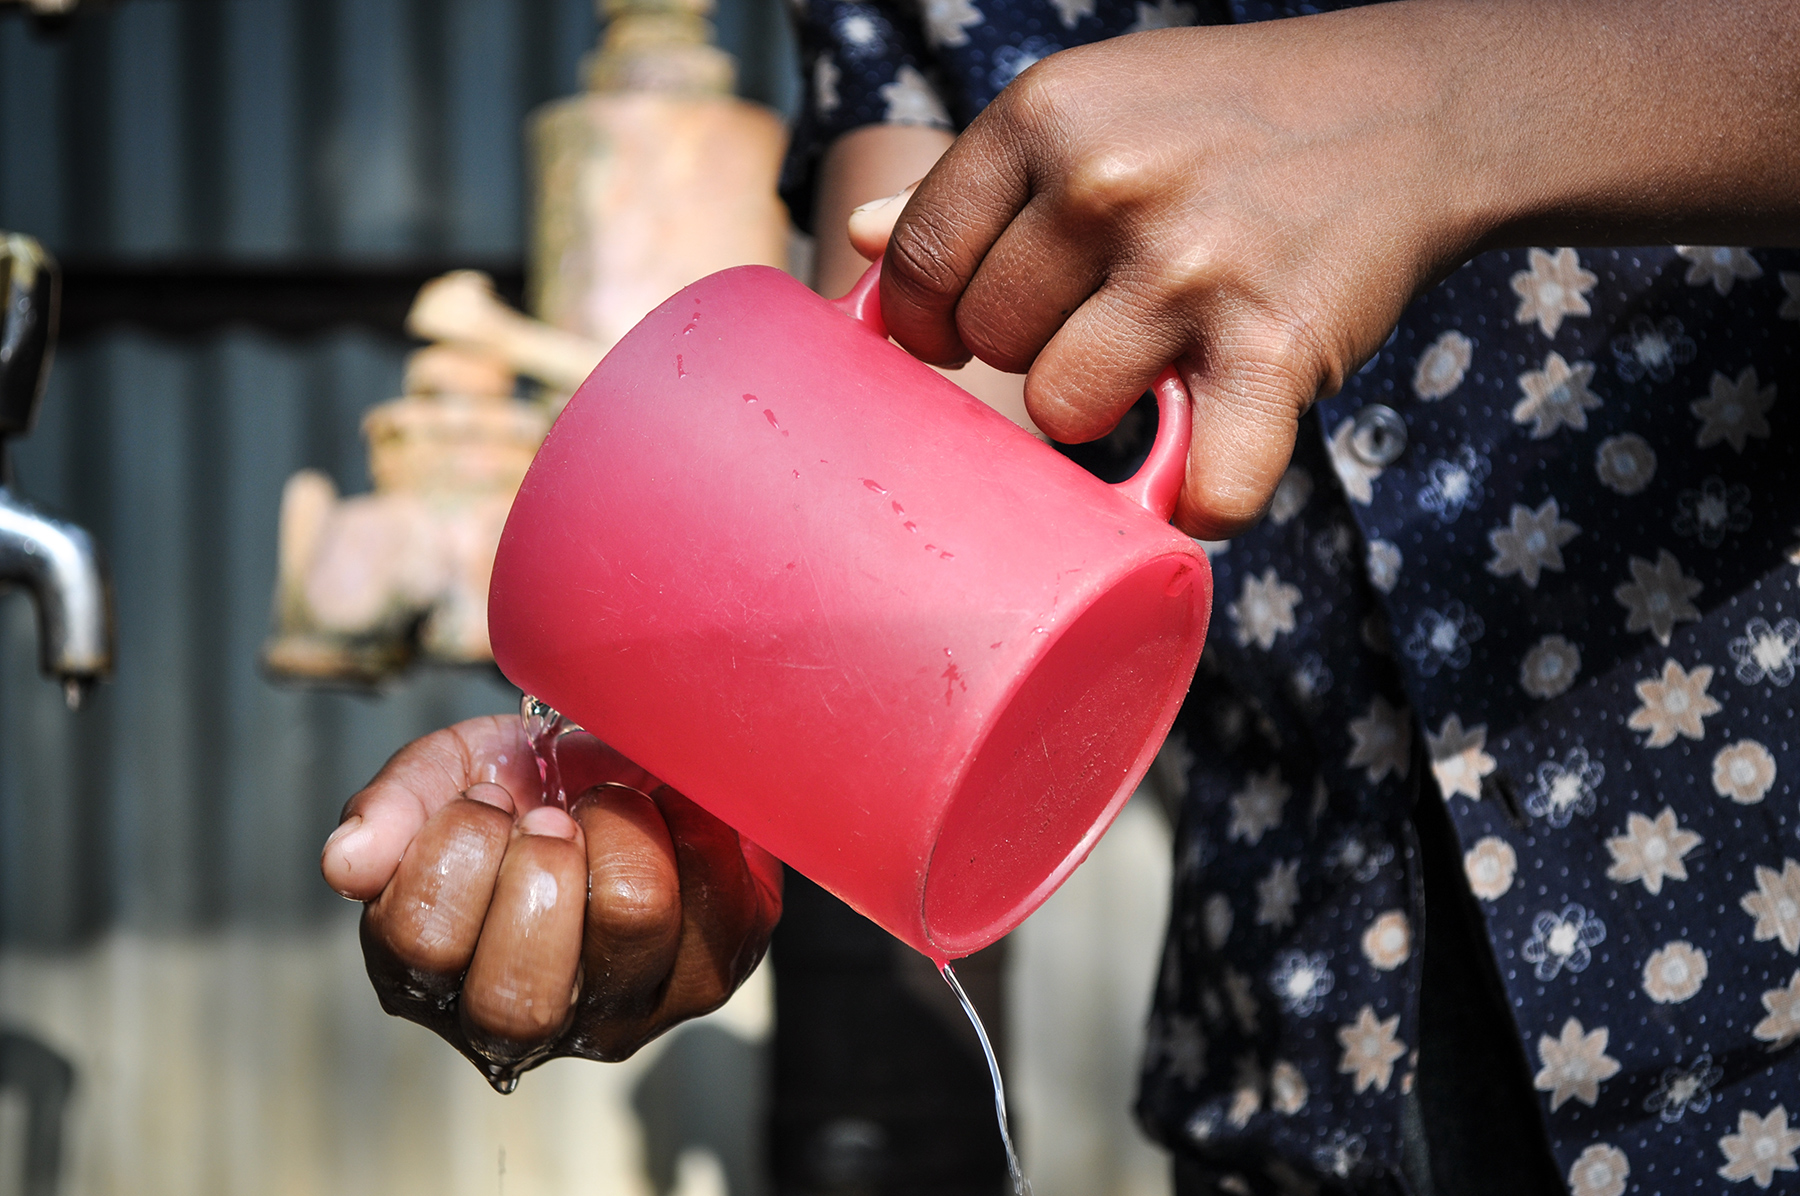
[783,0,1800,1189]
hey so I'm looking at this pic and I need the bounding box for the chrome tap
[0,232,113,709]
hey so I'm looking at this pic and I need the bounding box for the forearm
[1397,0,1800,249]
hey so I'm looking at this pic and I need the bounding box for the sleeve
[778,0,957,234]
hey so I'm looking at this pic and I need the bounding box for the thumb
[845,182,921,262]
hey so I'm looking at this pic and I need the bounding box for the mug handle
[831,258,1191,524]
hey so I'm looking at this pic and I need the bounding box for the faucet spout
[0,482,114,704]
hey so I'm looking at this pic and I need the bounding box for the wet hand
[320,716,782,1087]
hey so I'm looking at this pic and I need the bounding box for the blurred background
[0,1,1173,1193]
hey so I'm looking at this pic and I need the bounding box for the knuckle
[1060,150,1161,224]
[590,865,681,945]
[885,208,968,306]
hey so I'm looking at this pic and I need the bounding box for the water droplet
[903,521,918,533]
[862,479,887,494]
[1032,626,1049,635]
[940,551,955,560]
[891,501,905,516]
[924,544,937,552]
[676,355,686,378]
[990,642,1002,649]
[743,393,758,403]
[765,410,782,432]
[792,469,800,479]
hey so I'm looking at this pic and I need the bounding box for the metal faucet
[0,232,113,709]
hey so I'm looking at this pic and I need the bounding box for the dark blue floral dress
[782,2,1800,1192]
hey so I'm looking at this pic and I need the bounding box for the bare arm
[872,0,1800,537]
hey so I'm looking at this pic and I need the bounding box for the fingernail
[851,185,914,216]
[325,815,368,859]
[520,805,579,841]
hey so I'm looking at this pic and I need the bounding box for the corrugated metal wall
[0,0,799,947]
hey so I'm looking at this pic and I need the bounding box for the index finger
[880,112,1033,367]
[322,714,541,900]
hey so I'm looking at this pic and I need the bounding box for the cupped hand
[321,715,782,1087]
[864,10,1492,540]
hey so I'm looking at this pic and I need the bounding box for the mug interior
[920,551,1207,958]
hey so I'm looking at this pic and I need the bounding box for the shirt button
[1349,404,1408,467]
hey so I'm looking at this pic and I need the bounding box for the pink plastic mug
[488,262,1210,959]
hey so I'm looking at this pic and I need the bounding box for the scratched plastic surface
[489,262,1211,959]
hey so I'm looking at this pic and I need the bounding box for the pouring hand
[320,716,781,1082]
[865,2,1800,541]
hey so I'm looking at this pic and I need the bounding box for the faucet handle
[1,231,60,443]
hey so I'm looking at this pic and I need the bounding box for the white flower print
[1412,330,1474,400]
[1151,1013,1208,1085]
[1313,1130,1368,1180]
[834,8,886,53]
[1594,433,1657,495]
[1730,617,1800,687]
[1534,1018,1620,1111]
[1692,366,1778,453]
[1346,695,1413,783]
[1254,859,1301,930]
[1605,807,1702,894]
[1525,746,1604,827]
[1509,248,1597,338]
[1742,859,1800,954]
[1326,416,1382,504]
[1643,940,1708,1004]
[1464,836,1518,901]
[1415,445,1490,521]
[921,0,983,47]
[1288,653,1333,709]
[1677,244,1763,295]
[1521,903,1605,980]
[1127,0,1197,30]
[1269,1060,1308,1115]
[1782,272,1800,321]
[1513,351,1602,439]
[1202,892,1233,950]
[879,65,951,127]
[1568,1144,1630,1196]
[1486,498,1579,587]
[1427,714,1496,800]
[1361,910,1412,971]
[1404,601,1485,676]
[813,57,841,113]
[1268,949,1335,1016]
[1714,740,1778,804]
[1673,476,1753,547]
[1228,766,1290,845]
[1227,1057,1262,1127]
[1519,634,1581,700]
[1268,465,1313,525]
[1050,0,1094,28]
[1627,659,1721,747]
[1327,832,1394,883]
[1336,1006,1405,1094]
[1718,1105,1800,1188]
[1614,549,1703,645]
[1646,1055,1724,1124]
[1754,971,1800,1049]
[986,36,1057,90]
[1610,314,1697,384]
[1228,567,1301,650]
[1365,539,1401,593]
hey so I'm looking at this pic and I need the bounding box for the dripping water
[939,961,1032,1195]
[521,693,581,808]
